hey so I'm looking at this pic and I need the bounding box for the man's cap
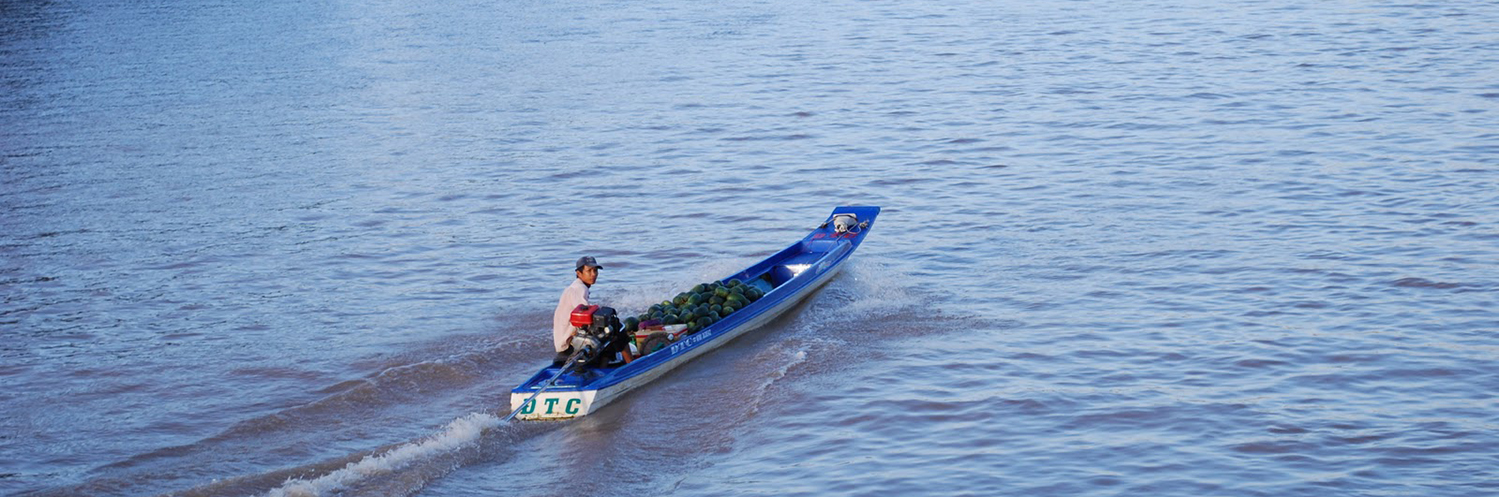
[575,256,603,271]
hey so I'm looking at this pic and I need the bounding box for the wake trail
[261,413,503,497]
[187,260,938,497]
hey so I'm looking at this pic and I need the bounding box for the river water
[3,0,1497,495]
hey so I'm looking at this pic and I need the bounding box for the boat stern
[510,389,598,420]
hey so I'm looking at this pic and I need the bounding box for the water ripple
[4,0,1498,495]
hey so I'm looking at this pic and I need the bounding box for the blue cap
[575,256,603,271]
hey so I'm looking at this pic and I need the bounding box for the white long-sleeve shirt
[552,278,590,352]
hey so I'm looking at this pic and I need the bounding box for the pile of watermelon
[624,279,765,335]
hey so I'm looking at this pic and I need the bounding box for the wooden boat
[508,206,880,420]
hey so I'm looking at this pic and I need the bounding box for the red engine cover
[569,304,599,327]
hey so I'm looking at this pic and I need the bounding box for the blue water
[3,0,1497,495]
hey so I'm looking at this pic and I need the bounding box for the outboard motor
[568,305,626,368]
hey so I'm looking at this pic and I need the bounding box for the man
[552,256,602,366]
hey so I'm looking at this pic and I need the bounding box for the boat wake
[44,258,964,497]
[262,412,501,497]
[741,349,808,418]
[161,404,565,497]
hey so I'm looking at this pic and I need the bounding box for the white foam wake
[263,412,501,497]
[742,349,808,418]
[764,349,807,390]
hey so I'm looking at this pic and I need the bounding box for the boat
[508,206,881,420]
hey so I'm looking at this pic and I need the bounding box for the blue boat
[509,206,881,420]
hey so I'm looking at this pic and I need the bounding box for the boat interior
[735,238,848,290]
[521,209,875,389]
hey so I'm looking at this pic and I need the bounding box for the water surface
[3,0,1497,495]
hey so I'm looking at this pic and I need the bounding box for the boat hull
[509,206,879,420]
[509,260,846,419]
